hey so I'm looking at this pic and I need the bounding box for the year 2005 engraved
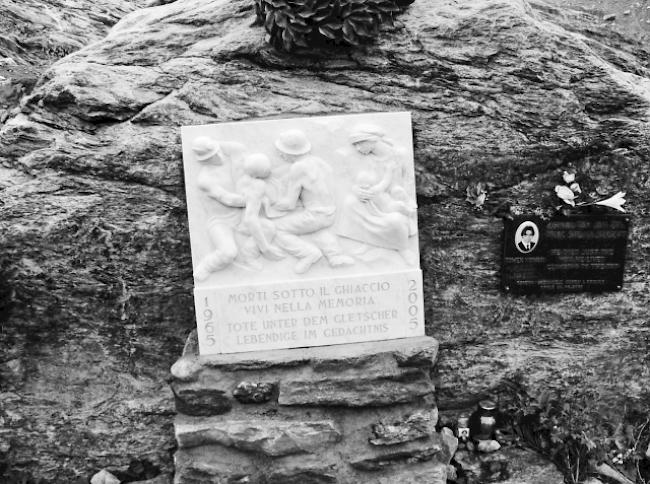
[407,279,419,330]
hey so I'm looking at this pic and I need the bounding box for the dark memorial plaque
[502,214,629,294]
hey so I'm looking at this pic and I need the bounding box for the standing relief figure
[267,129,354,274]
[192,137,280,280]
[337,124,418,265]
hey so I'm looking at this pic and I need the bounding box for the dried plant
[254,0,416,52]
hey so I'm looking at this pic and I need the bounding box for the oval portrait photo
[514,221,539,254]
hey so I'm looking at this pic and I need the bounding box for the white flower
[555,185,576,206]
[595,192,626,212]
[570,182,581,194]
[562,171,576,184]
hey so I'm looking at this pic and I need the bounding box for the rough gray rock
[265,462,338,484]
[170,385,232,416]
[174,445,257,484]
[175,416,342,455]
[370,463,449,484]
[1,0,649,480]
[279,368,435,407]
[440,427,459,458]
[369,410,438,446]
[350,435,450,471]
[0,0,146,121]
[90,469,120,484]
[0,357,25,390]
[170,336,438,412]
[130,475,173,484]
[232,381,276,404]
[0,0,146,66]
[173,334,438,380]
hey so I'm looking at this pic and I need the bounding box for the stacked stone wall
[170,333,457,483]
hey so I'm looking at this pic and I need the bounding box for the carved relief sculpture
[268,129,354,274]
[191,136,246,281]
[181,113,424,354]
[336,123,418,265]
[234,153,285,266]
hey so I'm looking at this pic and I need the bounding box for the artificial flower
[595,191,626,212]
[562,171,576,184]
[555,185,576,206]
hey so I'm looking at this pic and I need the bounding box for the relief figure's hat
[192,136,223,161]
[275,129,311,155]
[349,123,385,144]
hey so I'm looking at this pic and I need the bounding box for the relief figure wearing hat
[191,137,279,280]
[336,124,417,264]
[267,129,354,274]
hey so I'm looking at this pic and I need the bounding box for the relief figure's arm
[200,181,246,207]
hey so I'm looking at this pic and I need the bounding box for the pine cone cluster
[255,0,416,52]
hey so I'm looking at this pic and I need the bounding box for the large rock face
[1,0,649,481]
[0,0,147,123]
[0,0,146,66]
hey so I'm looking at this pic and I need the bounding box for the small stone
[451,450,477,477]
[446,464,458,481]
[233,382,275,404]
[480,453,509,481]
[0,436,11,453]
[90,469,120,484]
[603,13,616,21]
[454,449,509,482]
[477,439,501,453]
[495,428,517,446]
[0,358,25,389]
[441,427,459,457]
[623,9,631,15]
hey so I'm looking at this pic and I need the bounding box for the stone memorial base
[170,332,456,484]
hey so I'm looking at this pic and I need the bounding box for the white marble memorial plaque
[181,112,424,354]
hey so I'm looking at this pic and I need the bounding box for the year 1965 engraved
[204,297,216,346]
